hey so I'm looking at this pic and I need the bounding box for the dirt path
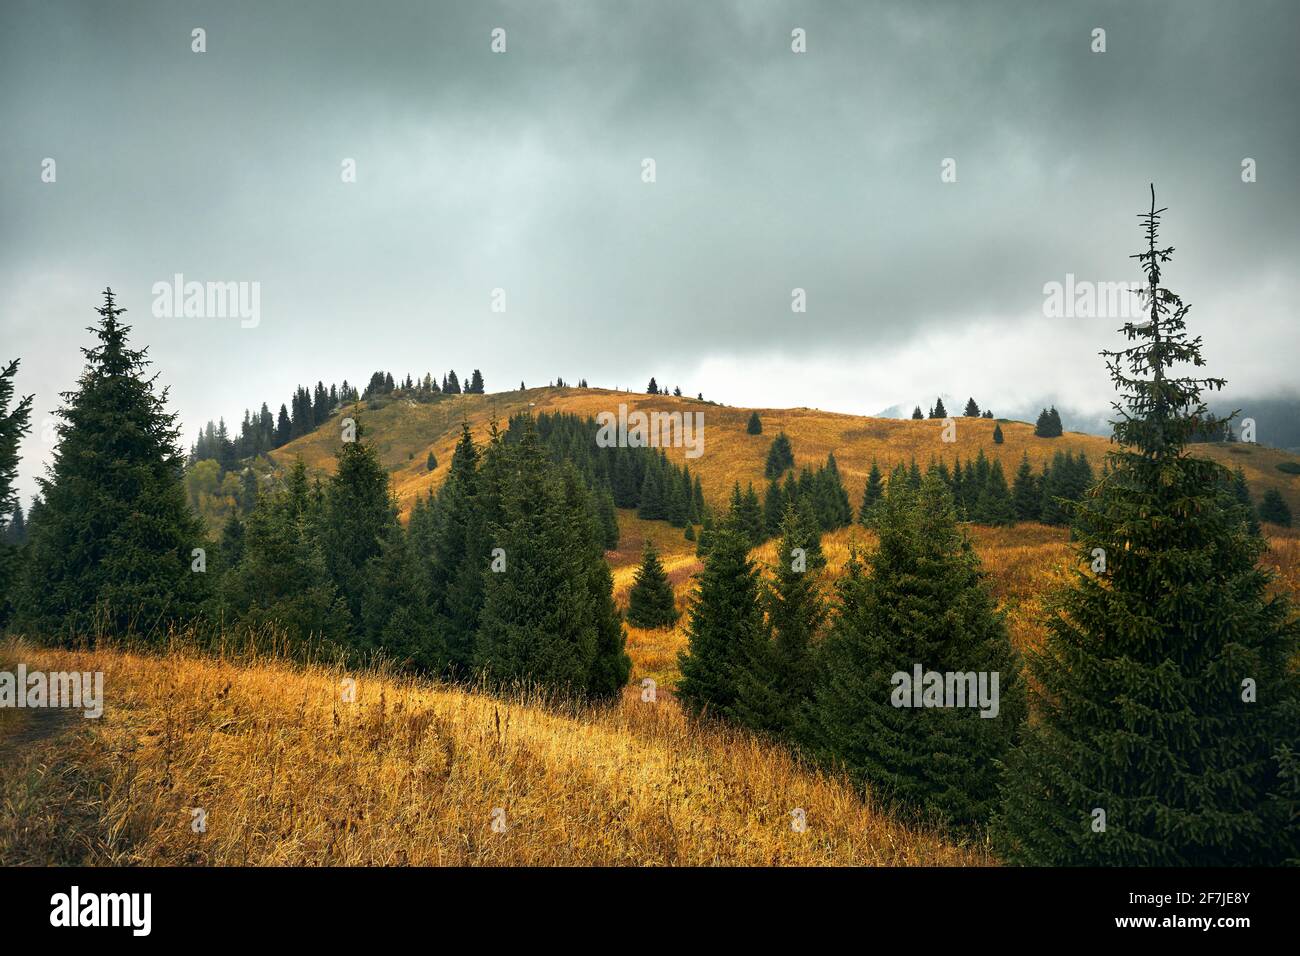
[0,705,80,763]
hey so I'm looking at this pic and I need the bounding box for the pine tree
[995,187,1300,865]
[427,423,487,672]
[468,369,485,394]
[1011,453,1039,522]
[1229,467,1260,536]
[1259,488,1292,527]
[322,420,399,635]
[749,502,828,737]
[220,459,349,647]
[930,397,948,419]
[0,359,33,626]
[426,451,437,472]
[763,479,787,537]
[992,423,1004,444]
[18,291,207,640]
[677,527,767,719]
[911,406,924,420]
[647,377,659,395]
[858,460,884,526]
[804,476,1024,826]
[746,411,763,435]
[964,397,980,417]
[764,432,795,479]
[626,539,678,628]
[475,429,629,698]
[974,460,1015,526]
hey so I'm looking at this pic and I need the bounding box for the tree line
[668,189,1297,864]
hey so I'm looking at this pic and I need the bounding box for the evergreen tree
[220,459,349,646]
[746,411,763,435]
[677,527,767,719]
[445,370,461,394]
[930,397,948,419]
[764,432,795,479]
[647,377,659,395]
[468,369,485,394]
[1259,488,1292,527]
[858,460,884,526]
[974,460,1015,526]
[763,479,787,537]
[1011,453,1040,521]
[804,476,1025,826]
[322,420,399,634]
[0,359,33,625]
[475,428,629,698]
[18,291,207,640]
[426,450,437,472]
[427,423,488,671]
[1229,467,1260,536]
[995,187,1300,865]
[992,423,1004,444]
[596,489,620,549]
[626,539,678,628]
[911,406,924,420]
[963,397,980,417]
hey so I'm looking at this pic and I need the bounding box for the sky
[3,0,1298,502]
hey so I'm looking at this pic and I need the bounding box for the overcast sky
[3,0,1297,501]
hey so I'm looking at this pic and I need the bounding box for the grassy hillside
[0,640,988,866]
[268,387,1300,521]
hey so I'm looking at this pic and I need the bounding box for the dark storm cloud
[2,0,1297,496]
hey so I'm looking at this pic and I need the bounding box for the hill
[0,639,987,866]
[266,387,1300,521]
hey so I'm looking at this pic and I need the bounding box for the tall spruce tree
[858,460,884,526]
[322,419,399,634]
[994,187,1300,865]
[18,291,207,640]
[733,503,828,738]
[746,411,763,435]
[626,539,678,628]
[677,527,767,719]
[804,476,1025,827]
[0,359,33,626]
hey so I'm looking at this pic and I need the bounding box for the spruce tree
[764,432,795,479]
[735,502,827,738]
[677,527,767,719]
[964,397,980,417]
[858,460,884,526]
[1259,488,1292,527]
[1229,468,1260,536]
[426,451,437,472]
[992,423,1004,444]
[626,539,678,628]
[995,187,1300,865]
[804,476,1024,826]
[322,420,399,635]
[911,406,924,420]
[746,411,763,435]
[930,397,948,419]
[219,458,349,646]
[18,291,207,640]
[1011,453,1040,521]
[0,359,33,626]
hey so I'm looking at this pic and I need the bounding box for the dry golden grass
[270,387,1300,522]
[0,639,989,866]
